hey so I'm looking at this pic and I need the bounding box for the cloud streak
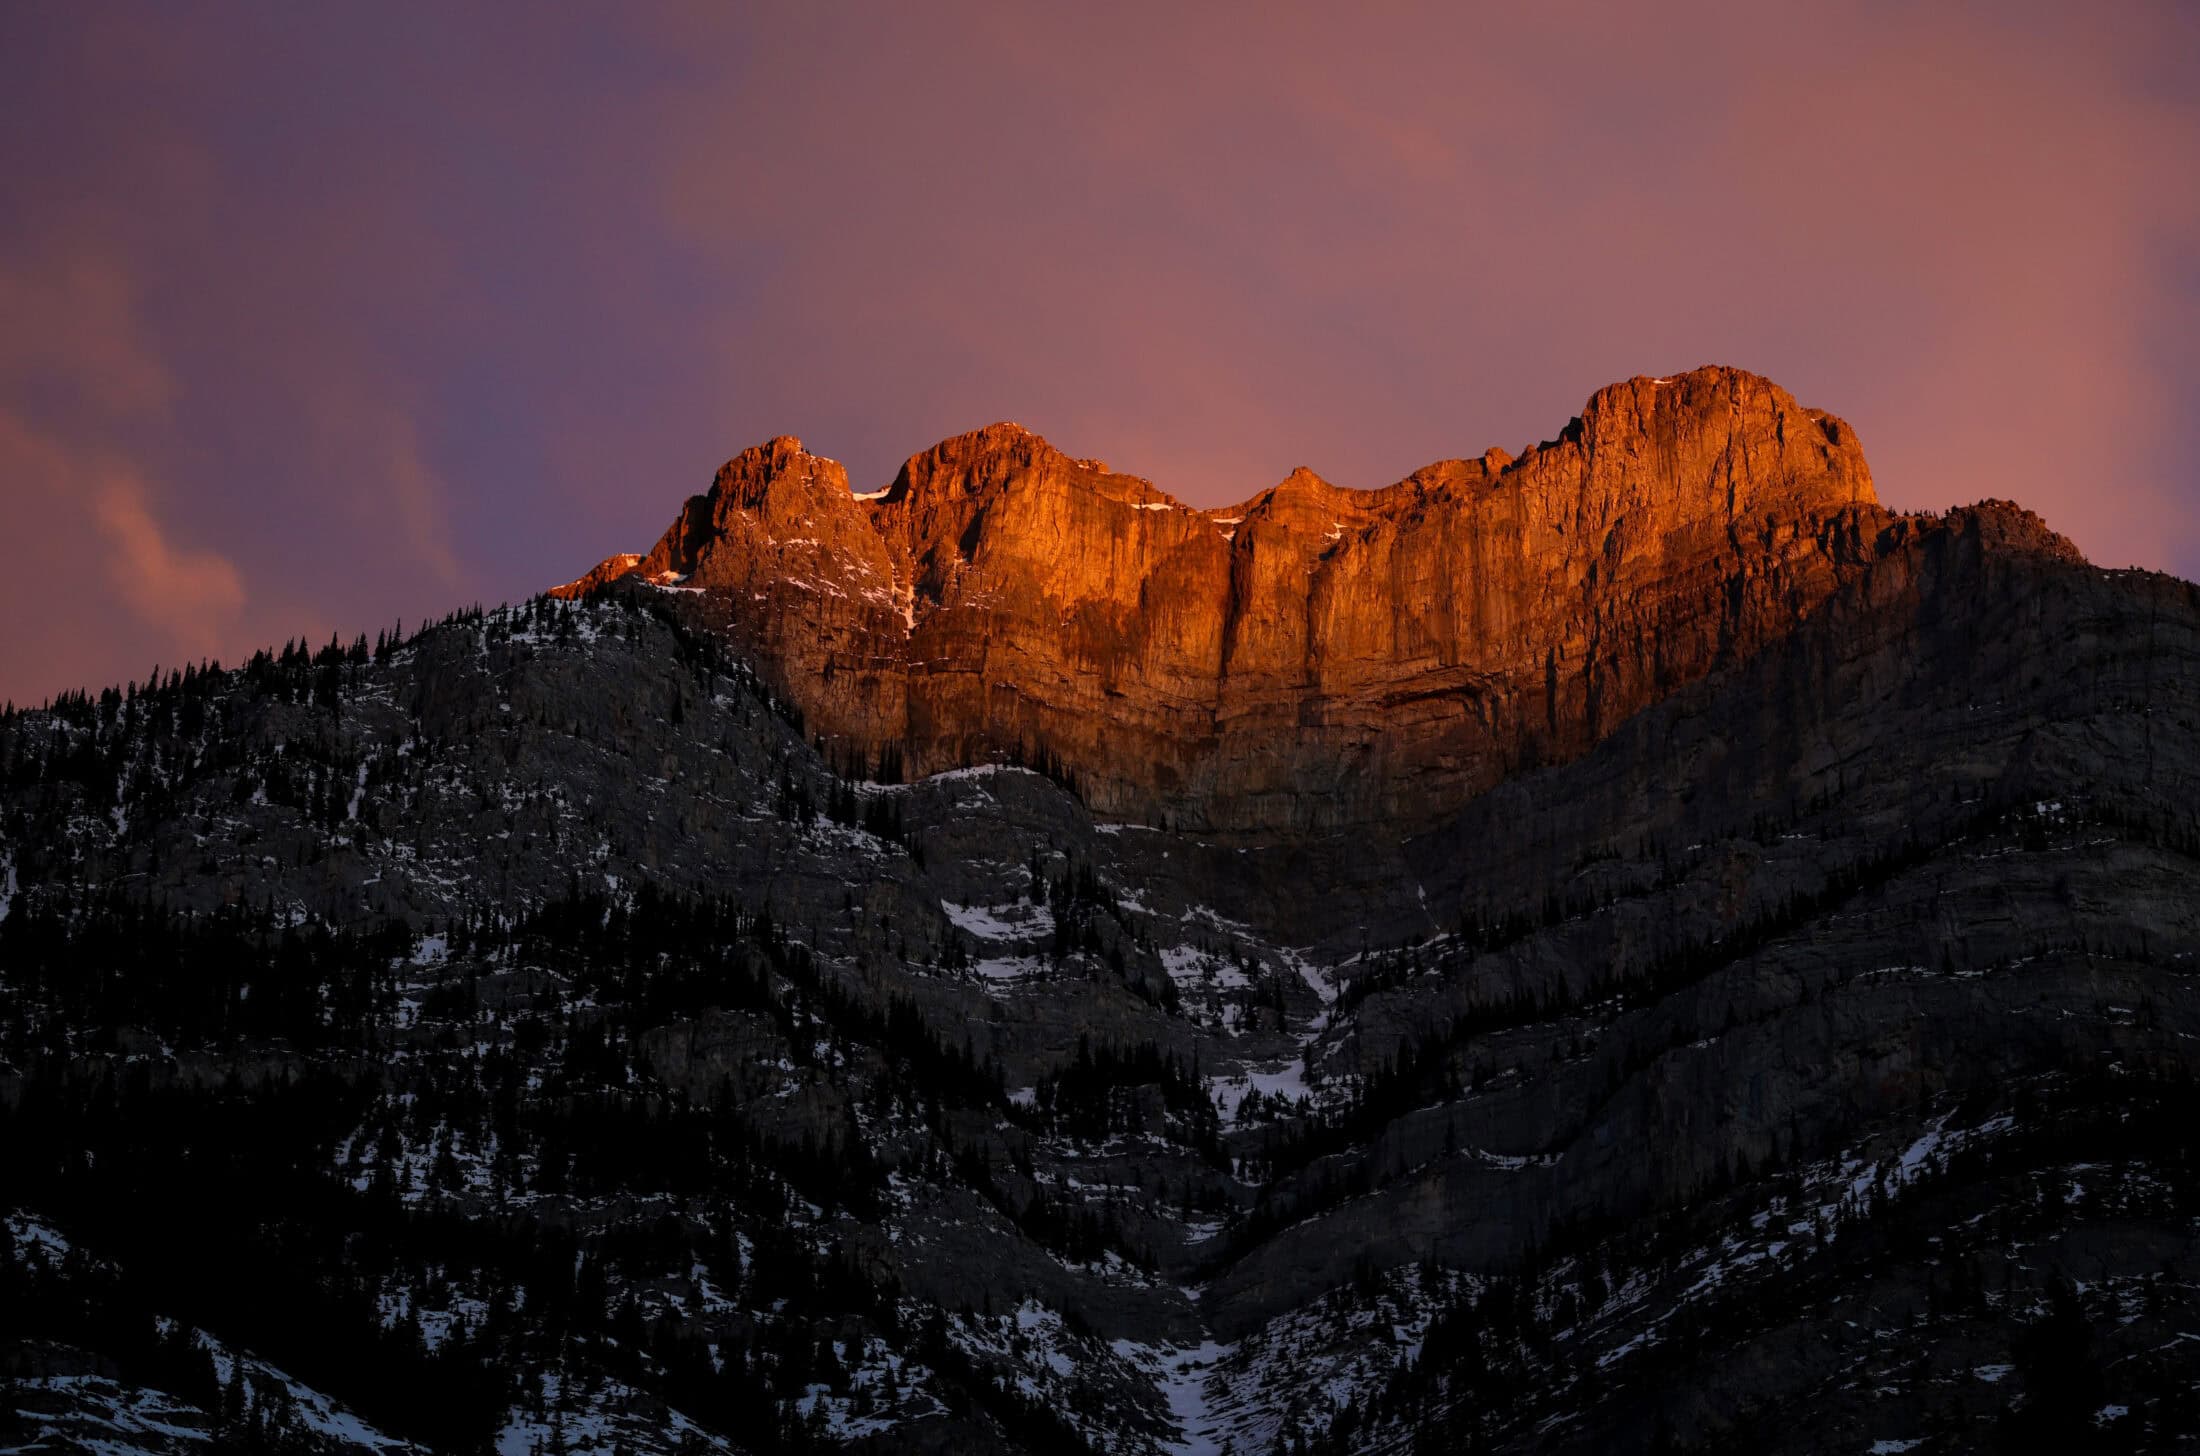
[0,410,245,699]
[93,477,245,656]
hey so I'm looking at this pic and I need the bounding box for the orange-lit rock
[554,366,2068,831]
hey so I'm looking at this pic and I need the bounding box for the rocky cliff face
[557,366,1917,832]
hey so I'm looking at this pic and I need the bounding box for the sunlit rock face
[555,366,2069,834]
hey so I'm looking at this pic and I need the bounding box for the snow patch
[7,1211,72,1260]
[1109,1338,1240,1456]
[941,899,1054,942]
[496,1371,733,1456]
[1209,1058,1315,1125]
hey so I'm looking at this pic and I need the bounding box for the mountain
[559,367,1894,833]
[4,368,2199,1455]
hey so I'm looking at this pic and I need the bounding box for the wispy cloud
[0,410,245,694]
[92,475,246,656]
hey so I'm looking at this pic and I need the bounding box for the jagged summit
[552,366,2048,832]
[551,551,643,598]
[568,367,1876,587]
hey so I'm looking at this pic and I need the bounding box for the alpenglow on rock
[557,366,2030,833]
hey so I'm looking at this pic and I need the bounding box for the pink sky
[2,2,2196,706]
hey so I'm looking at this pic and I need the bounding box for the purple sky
[3,3,2196,707]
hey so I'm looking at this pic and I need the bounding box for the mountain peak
[882,420,1066,503]
[550,369,1987,831]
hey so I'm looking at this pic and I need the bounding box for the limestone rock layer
[554,366,2072,832]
